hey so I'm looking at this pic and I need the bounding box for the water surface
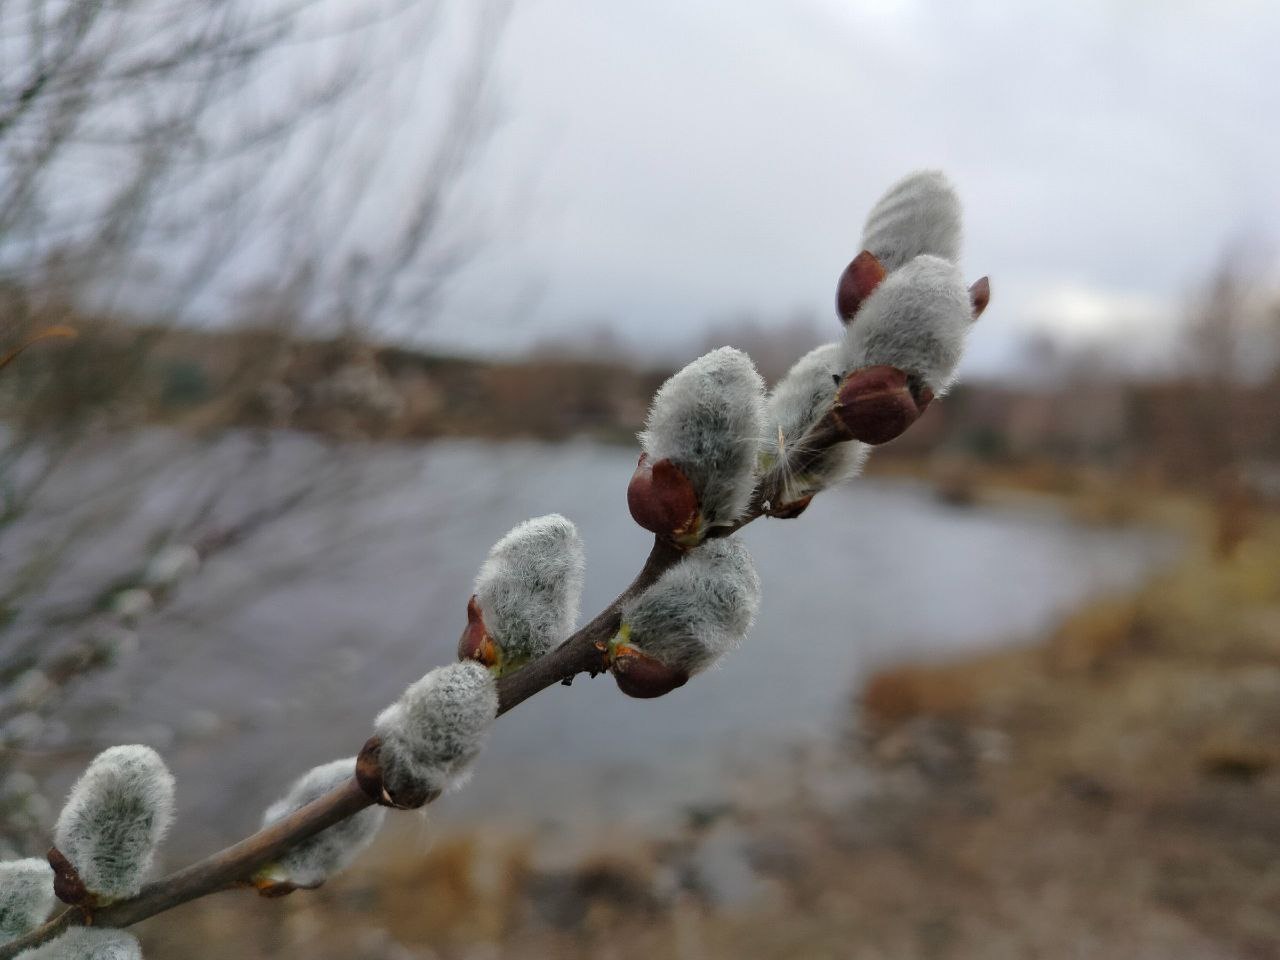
[12,434,1174,848]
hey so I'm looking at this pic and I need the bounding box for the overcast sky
[416,0,1280,377]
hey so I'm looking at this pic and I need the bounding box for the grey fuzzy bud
[0,858,54,943]
[53,745,175,901]
[639,347,765,532]
[22,926,142,960]
[763,344,868,503]
[109,590,153,625]
[617,538,760,679]
[142,544,199,591]
[373,661,497,806]
[859,169,962,272]
[259,759,386,889]
[840,255,972,394]
[473,515,585,671]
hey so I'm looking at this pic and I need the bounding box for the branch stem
[1,415,843,957]
[0,538,695,958]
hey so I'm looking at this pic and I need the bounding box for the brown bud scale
[47,846,90,907]
[768,494,814,519]
[355,735,442,809]
[627,454,701,543]
[251,873,323,898]
[832,365,924,445]
[355,736,392,806]
[969,276,991,320]
[458,595,500,668]
[610,645,689,699]
[836,250,887,323]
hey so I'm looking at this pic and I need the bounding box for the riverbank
[126,484,1280,958]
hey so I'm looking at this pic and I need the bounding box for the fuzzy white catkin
[109,590,153,625]
[859,169,962,272]
[619,538,760,676]
[763,343,868,501]
[21,926,142,960]
[260,758,386,888]
[53,745,175,901]
[142,544,199,590]
[0,859,54,943]
[374,661,498,802]
[475,514,585,667]
[639,347,765,529]
[840,255,973,395]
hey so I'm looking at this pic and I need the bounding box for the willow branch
[0,417,842,958]
[494,535,686,714]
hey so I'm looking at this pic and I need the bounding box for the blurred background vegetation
[2,1,1279,958]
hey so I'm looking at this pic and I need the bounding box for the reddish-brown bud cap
[356,736,443,809]
[836,250,888,324]
[610,646,689,699]
[355,736,388,804]
[969,276,991,320]
[457,595,499,668]
[254,880,301,898]
[627,454,700,542]
[832,365,926,445]
[48,846,89,906]
[251,874,323,898]
[768,494,814,519]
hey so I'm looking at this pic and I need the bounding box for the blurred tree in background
[0,0,510,853]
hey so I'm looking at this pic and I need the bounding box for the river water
[7,432,1175,851]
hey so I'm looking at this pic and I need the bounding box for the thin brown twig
[0,325,77,372]
[0,415,838,958]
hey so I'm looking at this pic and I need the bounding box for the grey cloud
[434,0,1280,375]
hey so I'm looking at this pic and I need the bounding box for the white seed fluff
[21,926,142,960]
[859,169,963,272]
[53,745,175,901]
[840,254,973,394]
[374,661,498,802]
[619,538,760,677]
[475,514,586,668]
[260,758,386,889]
[763,343,868,502]
[639,347,766,530]
[0,858,54,943]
